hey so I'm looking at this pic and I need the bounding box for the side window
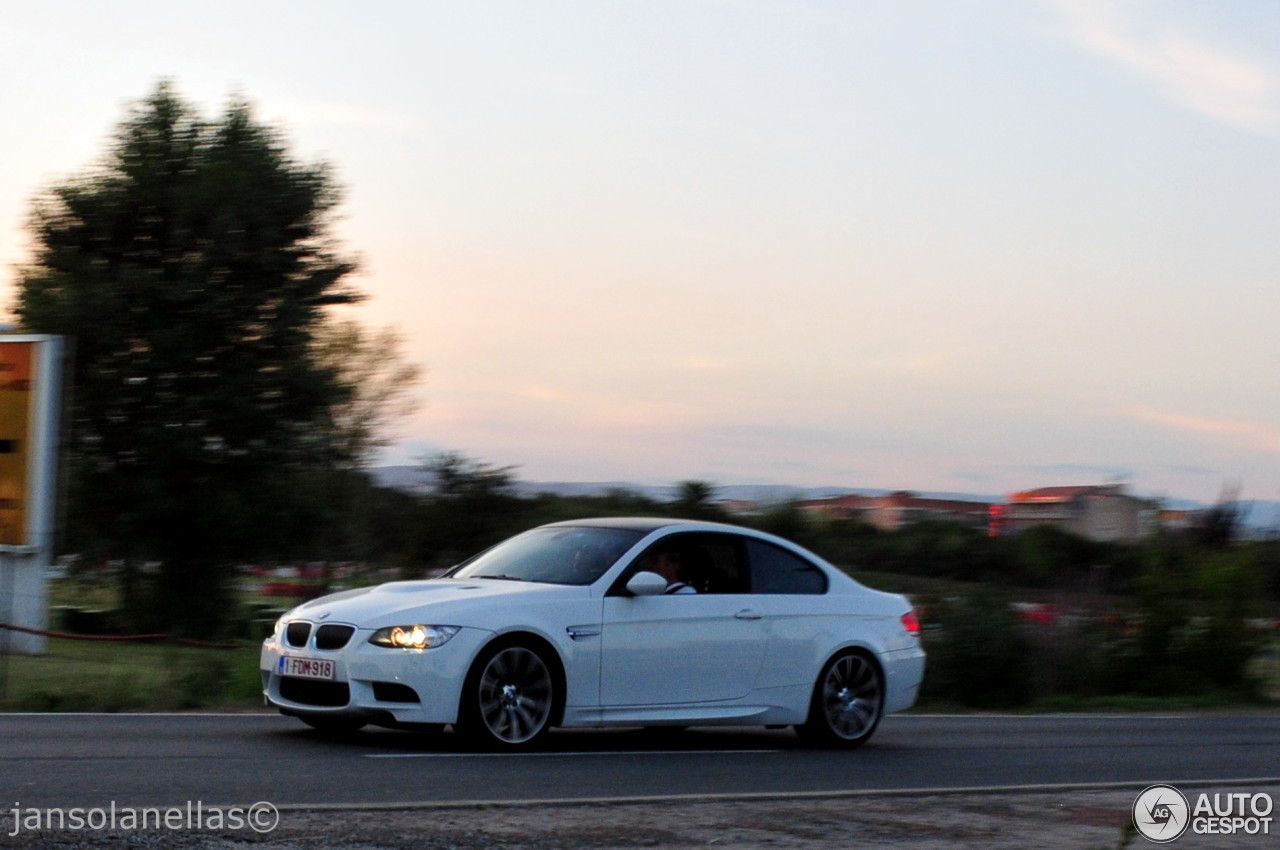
[689,535,749,594]
[746,540,828,595]
[613,533,750,595]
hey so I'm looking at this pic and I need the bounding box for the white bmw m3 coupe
[261,518,925,749]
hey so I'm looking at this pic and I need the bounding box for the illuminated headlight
[272,608,298,641]
[369,625,460,649]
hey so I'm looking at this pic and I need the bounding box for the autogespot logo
[1133,785,1190,843]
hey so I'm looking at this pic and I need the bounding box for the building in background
[801,491,992,531]
[1000,485,1154,543]
[789,483,1195,543]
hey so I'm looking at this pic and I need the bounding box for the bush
[1109,548,1269,697]
[922,589,1035,708]
[54,607,124,635]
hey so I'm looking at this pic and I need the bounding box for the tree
[310,320,422,469]
[414,452,528,569]
[285,321,422,565]
[14,81,365,632]
[671,480,725,520]
[426,451,518,500]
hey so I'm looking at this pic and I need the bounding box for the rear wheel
[796,650,884,748]
[459,642,557,749]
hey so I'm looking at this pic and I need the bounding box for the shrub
[922,588,1035,708]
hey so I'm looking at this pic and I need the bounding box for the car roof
[540,517,756,535]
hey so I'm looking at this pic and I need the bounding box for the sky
[2,1,1278,503]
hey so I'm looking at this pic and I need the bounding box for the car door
[741,538,833,692]
[599,533,768,706]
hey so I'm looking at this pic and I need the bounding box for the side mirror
[625,571,668,597]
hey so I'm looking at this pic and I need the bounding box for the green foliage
[1259,540,1280,597]
[922,588,1036,708]
[527,489,664,524]
[671,480,727,520]
[1099,547,1268,696]
[797,516,883,568]
[412,452,532,570]
[916,541,1272,706]
[12,81,390,633]
[797,517,1009,583]
[427,451,519,499]
[310,320,423,465]
[1010,525,1090,587]
[749,502,814,545]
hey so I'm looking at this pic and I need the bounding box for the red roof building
[1002,484,1152,542]
[801,491,991,531]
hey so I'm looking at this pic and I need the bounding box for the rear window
[746,540,827,595]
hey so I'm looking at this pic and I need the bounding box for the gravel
[4,786,1278,850]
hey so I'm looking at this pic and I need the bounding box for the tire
[458,641,557,749]
[300,715,367,735]
[796,650,884,749]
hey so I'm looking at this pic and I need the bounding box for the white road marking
[366,749,782,758]
[278,778,1280,811]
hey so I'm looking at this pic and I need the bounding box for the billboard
[0,336,62,550]
[0,335,61,653]
[0,342,34,545]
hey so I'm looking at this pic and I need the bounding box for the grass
[0,572,287,711]
[0,636,263,712]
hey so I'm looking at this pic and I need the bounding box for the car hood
[285,578,590,629]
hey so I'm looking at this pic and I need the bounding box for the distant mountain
[371,465,431,492]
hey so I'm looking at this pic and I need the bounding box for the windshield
[449,526,645,585]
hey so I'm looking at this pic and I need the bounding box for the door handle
[734,609,763,620]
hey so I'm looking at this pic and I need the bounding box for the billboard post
[0,335,65,656]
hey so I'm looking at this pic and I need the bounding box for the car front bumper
[260,624,492,726]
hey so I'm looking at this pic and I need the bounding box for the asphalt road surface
[2,711,1278,809]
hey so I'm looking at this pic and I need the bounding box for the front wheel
[796,650,884,749]
[458,643,557,749]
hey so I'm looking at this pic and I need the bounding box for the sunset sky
[2,1,1278,503]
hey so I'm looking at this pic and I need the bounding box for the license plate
[278,656,335,680]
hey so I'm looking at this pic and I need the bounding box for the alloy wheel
[820,653,883,740]
[476,646,554,745]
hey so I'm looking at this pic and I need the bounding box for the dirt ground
[4,786,1278,850]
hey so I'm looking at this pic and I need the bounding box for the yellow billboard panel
[0,342,34,544]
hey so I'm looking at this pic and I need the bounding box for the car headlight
[271,607,300,641]
[369,625,461,649]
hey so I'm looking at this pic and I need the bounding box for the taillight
[900,610,921,637]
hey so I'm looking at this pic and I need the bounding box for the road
[2,712,1276,850]
[2,711,1278,810]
